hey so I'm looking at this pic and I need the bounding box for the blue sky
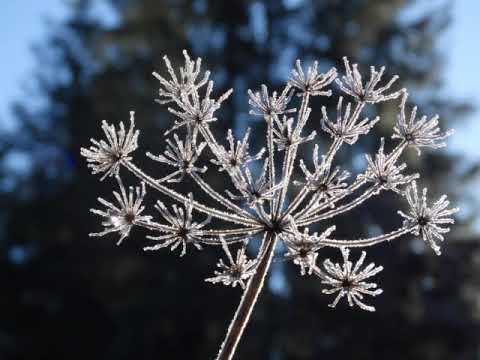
[440,0,480,157]
[1,1,478,147]
[0,0,67,130]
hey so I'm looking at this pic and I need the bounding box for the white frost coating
[81,50,458,359]
[205,237,258,289]
[318,247,384,312]
[398,181,459,255]
[393,91,454,155]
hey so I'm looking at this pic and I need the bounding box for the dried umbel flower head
[82,50,457,360]
[226,161,283,208]
[166,80,233,135]
[295,145,350,202]
[321,96,380,145]
[147,133,207,182]
[153,49,210,104]
[273,115,316,150]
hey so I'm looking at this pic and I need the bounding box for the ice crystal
[82,50,458,359]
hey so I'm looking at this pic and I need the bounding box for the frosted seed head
[393,91,453,154]
[80,112,139,180]
[336,57,402,103]
[398,181,459,256]
[205,238,257,289]
[320,248,383,312]
[289,59,337,97]
[248,84,296,117]
[83,51,458,317]
[89,177,150,244]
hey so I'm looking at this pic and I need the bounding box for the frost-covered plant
[81,50,458,360]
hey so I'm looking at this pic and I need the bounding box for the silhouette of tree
[0,1,478,359]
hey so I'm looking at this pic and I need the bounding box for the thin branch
[216,233,277,360]
[190,172,257,221]
[274,93,310,218]
[293,178,366,221]
[266,115,276,211]
[298,185,379,226]
[294,140,408,222]
[122,159,261,226]
[319,226,413,248]
[202,227,265,237]
[283,138,343,218]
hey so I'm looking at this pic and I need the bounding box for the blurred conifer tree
[0,1,478,359]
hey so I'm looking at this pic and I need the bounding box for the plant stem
[215,233,277,360]
[122,160,259,226]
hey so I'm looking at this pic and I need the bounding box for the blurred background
[1,0,479,359]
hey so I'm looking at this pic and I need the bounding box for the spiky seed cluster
[282,220,336,276]
[82,50,457,320]
[248,85,296,117]
[295,145,350,202]
[398,181,459,255]
[273,115,316,150]
[90,176,150,245]
[393,92,454,155]
[320,248,384,312]
[81,111,139,180]
[289,59,337,96]
[144,193,211,256]
[153,50,210,104]
[321,96,380,145]
[336,57,403,103]
[147,134,207,182]
[166,82,233,135]
[205,237,257,289]
[359,138,419,194]
[212,129,265,172]
[226,161,283,207]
